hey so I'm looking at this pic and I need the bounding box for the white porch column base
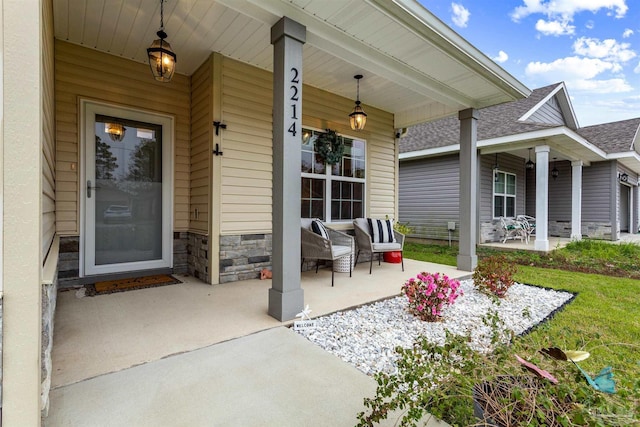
[534,146,550,251]
[457,108,478,271]
[571,161,583,240]
[269,17,306,321]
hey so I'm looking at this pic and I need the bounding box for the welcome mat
[85,274,182,296]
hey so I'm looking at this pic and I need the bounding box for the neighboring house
[1,0,529,424]
[399,82,640,248]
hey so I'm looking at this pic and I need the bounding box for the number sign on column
[288,67,300,137]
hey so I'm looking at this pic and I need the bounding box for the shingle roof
[576,118,640,154]
[400,83,563,153]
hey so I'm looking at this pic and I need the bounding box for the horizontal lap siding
[190,56,212,233]
[399,155,460,239]
[548,161,572,221]
[54,41,191,234]
[582,161,612,222]
[43,0,56,257]
[529,96,565,125]
[221,59,273,234]
[220,58,396,234]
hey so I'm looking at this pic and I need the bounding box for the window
[301,128,365,222]
[493,170,516,218]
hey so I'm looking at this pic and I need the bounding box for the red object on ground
[383,251,402,263]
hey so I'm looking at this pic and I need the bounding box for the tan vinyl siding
[219,58,397,234]
[190,56,212,233]
[220,59,273,234]
[54,40,191,233]
[42,0,56,257]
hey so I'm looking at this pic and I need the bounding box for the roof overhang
[607,152,640,175]
[399,126,608,165]
[53,0,529,128]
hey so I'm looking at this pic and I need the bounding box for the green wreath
[315,129,345,165]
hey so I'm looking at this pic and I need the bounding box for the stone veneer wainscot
[219,234,272,283]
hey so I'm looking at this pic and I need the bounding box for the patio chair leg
[315,260,319,274]
[301,258,305,270]
[378,253,381,266]
[349,254,352,277]
[401,253,404,272]
[331,269,334,287]
[369,255,373,274]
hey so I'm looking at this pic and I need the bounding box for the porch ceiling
[53,0,529,128]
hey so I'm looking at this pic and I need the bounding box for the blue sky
[417,0,640,126]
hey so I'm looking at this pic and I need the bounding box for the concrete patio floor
[46,258,466,426]
[479,233,640,252]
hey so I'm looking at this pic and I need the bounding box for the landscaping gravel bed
[294,280,574,376]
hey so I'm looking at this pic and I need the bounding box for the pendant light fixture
[525,148,535,170]
[493,153,500,182]
[147,0,177,82]
[349,74,367,131]
[551,157,559,180]
[105,123,126,142]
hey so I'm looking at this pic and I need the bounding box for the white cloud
[623,28,634,38]
[492,51,509,63]
[511,0,628,22]
[635,62,640,73]
[573,37,636,62]
[525,56,633,93]
[451,3,470,28]
[535,19,575,36]
[585,20,595,29]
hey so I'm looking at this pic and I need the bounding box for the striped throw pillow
[367,218,395,243]
[311,220,330,240]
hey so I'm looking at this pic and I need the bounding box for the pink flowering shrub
[401,272,463,322]
[472,255,517,298]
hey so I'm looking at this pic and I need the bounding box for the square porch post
[571,161,583,240]
[268,17,306,321]
[457,108,478,271]
[535,146,550,251]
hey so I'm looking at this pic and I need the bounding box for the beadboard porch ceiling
[52,0,529,128]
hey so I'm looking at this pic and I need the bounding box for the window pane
[313,153,325,174]
[343,157,353,177]
[312,200,324,219]
[341,201,352,220]
[495,172,505,193]
[506,197,515,217]
[506,174,516,195]
[302,178,324,220]
[494,196,504,217]
[301,200,311,218]
[301,152,313,173]
[353,182,363,200]
[342,181,352,199]
[353,201,363,218]
[312,179,324,198]
[331,201,340,219]
[301,178,310,198]
[354,160,365,178]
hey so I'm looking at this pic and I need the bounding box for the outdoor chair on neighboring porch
[301,218,354,287]
[353,218,405,274]
[516,215,536,244]
[500,217,526,243]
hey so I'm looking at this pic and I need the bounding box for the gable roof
[577,118,640,154]
[400,82,572,153]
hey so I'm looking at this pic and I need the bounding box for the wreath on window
[315,129,345,165]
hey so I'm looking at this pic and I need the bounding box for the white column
[269,17,306,321]
[457,108,478,271]
[535,146,550,251]
[3,0,43,424]
[571,161,583,240]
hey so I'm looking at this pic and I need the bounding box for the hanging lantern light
[105,123,126,142]
[349,74,367,131]
[147,0,177,82]
[551,157,559,180]
[525,148,535,170]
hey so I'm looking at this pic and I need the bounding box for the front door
[82,101,173,276]
[620,183,630,233]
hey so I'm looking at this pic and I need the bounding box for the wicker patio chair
[301,218,354,287]
[353,218,404,274]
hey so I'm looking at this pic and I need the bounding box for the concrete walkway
[46,259,462,426]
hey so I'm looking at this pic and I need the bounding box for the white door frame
[80,99,174,277]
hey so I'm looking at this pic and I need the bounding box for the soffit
[53,0,528,127]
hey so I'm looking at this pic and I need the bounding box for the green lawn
[403,241,640,413]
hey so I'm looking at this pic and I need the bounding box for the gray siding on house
[525,168,535,217]
[582,161,612,222]
[528,96,564,125]
[548,160,572,221]
[398,154,460,240]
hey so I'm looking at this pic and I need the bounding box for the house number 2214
[288,67,300,137]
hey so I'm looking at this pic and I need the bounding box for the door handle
[87,180,100,198]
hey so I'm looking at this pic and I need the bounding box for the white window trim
[301,127,366,223]
[493,169,516,219]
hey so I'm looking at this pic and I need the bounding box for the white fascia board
[399,144,460,161]
[384,0,530,100]
[607,152,640,175]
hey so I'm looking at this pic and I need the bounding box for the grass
[403,240,640,421]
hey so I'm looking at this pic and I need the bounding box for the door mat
[84,274,182,296]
